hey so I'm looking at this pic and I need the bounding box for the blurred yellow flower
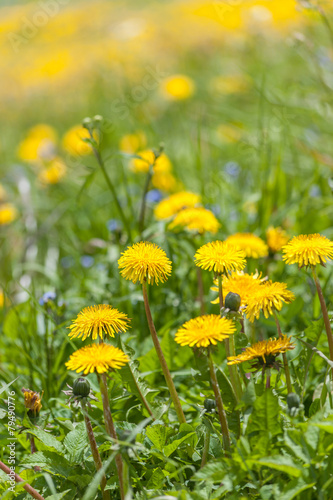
[227,335,295,366]
[168,207,220,234]
[245,280,295,322]
[62,125,94,156]
[282,234,333,268]
[118,241,172,285]
[130,150,172,174]
[66,343,129,375]
[68,304,130,341]
[175,314,236,348]
[18,124,57,162]
[216,123,243,143]
[0,290,4,308]
[161,74,195,100]
[211,271,266,306]
[0,203,17,225]
[38,158,67,185]
[119,130,147,153]
[195,241,246,274]
[225,233,268,258]
[211,75,250,95]
[152,171,178,193]
[154,191,201,220]
[266,226,289,253]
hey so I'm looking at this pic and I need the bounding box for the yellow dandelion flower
[119,130,147,154]
[130,150,172,174]
[266,226,289,253]
[168,207,220,234]
[211,271,267,306]
[161,74,195,101]
[227,335,295,366]
[175,314,236,348]
[62,125,96,156]
[22,388,42,415]
[118,241,172,285]
[18,124,57,162]
[38,158,67,185]
[282,234,333,268]
[245,281,295,322]
[195,241,246,274]
[225,233,268,258]
[68,304,130,341]
[152,171,177,193]
[0,203,18,225]
[154,191,201,220]
[66,343,129,375]
[0,290,4,308]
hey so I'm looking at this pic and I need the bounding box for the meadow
[1,1,333,499]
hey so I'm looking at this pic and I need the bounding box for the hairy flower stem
[142,281,186,424]
[89,136,132,243]
[311,266,333,379]
[200,427,211,468]
[0,460,45,500]
[273,311,293,394]
[207,349,231,454]
[81,402,110,500]
[98,374,125,500]
[218,275,242,402]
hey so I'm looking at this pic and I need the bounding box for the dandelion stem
[98,373,125,500]
[142,281,186,424]
[90,137,132,243]
[81,402,110,500]
[273,311,293,393]
[0,460,45,500]
[311,266,333,378]
[207,348,231,454]
[266,369,271,389]
[218,275,242,402]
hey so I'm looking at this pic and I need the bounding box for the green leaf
[253,456,303,477]
[45,491,72,500]
[146,424,173,451]
[20,451,72,477]
[24,428,64,454]
[63,422,89,464]
[163,425,197,457]
[146,468,166,489]
[247,389,282,436]
[280,478,316,500]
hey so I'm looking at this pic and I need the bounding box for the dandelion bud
[203,398,216,413]
[72,377,91,398]
[225,292,241,312]
[82,117,92,129]
[93,115,103,122]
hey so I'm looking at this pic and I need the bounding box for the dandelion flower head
[130,150,172,174]
[245,280,295,322]
[154,191,201,220]
[175,314,236,348]
[282,234,333,268]
[225,233,268,258]
[211,271,266,306]
[227,335,295,366]
[168,207,220,234]
[0,203,18,225]
[66,343,129,375]
[195,241,246,274]
[161,74,195,100]
[266,226,289,253]
[118,241,172,285]
[68,304,130,341]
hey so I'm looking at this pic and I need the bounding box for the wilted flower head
[225,233,268,258]
[266,226,289,253]
[195,241,246,275]
[65,343,129,375]
[68,304,130,341]
[168,207,220,234]
[228,335,295,370]
[175,314,236,348]
[22,388,42,417]
[118,241,172,285]
[282,234,333,268]
[245,280,295,322]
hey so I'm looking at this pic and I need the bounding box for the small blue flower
[39,291,56,306]
[81,256,94,268]
[224,161,240,178]
[107,219,120,232]
[146,189,163,203]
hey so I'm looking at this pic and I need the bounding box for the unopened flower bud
[225,292,241,312]
[72,377,90,398]
[203,398,216,413]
